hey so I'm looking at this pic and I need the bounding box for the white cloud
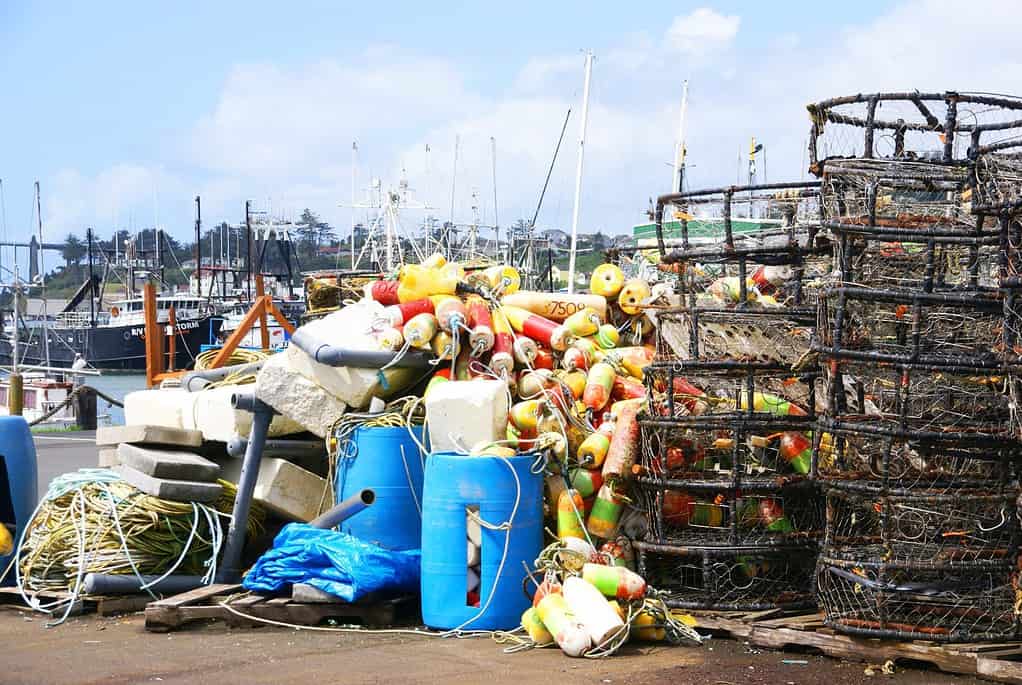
[665,8,740,57]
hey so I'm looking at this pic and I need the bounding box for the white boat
[0,372,76,425]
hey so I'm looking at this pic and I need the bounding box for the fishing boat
[0,372,76,424]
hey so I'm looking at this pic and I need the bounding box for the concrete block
[217,457,328,522]
[114,465,222,503]
[291,583,344,603]
[98,448,119,468]
[123,389,195,429]
[184,385,304,443]
[96,424,203,448]
[255,353,347,438]
[285,302,417,410]
[425,379,509,453]
[116,443,221,482]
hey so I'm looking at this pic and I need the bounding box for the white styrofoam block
[184,385,304,443]
[285,301,418,409]
[217,457,328,522]
[123,389,194,429]
[424,379,509,453]
[255,353,347,438]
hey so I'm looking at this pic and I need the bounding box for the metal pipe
[217,393,275,583]
[180,360,266,392]
[289,327,434,369]
[83,573,204,595]
[226,436,326,459]
[308,488,376,529]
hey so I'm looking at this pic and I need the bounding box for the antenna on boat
[673,80,689,195]
[491,136,499,258]
[35,181,50,368]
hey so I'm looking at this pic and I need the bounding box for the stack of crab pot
[808,91,1022,642]
[633,181,832,611]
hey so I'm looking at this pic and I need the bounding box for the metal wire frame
[816,286,1006,367]
[635,475,822,548]
[654,307,815,366]
[652,181,823,260]
[642,360,818,423]
[812,423,1020,493]
[816,555,1020,643]
[817,357,1013,438]
[806,91,1022,168]
[819,158,980,233]
[821,483,1019,565]
[636,540,819,611]
[972,148,1022,216]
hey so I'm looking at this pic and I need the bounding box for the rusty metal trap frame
[972,142,1022,217]
[815,554,1020,643]
[638,415,817,483]
[812,422,1021,493]
[642,359,818,423]
[654,306,815,366]
[817,357,1013,439]
[820,482,1019,565]
[828,223,1002,293]
[807,91,1022,169]
[818,158,981,234]
[816,285,1006,367]
[634,473,821,548]
[635,540,818,611]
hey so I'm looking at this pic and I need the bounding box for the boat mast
[673,80,689,194]
[35,181,50,367]
[350,141,357,271]
[491,137,499,259]
[87,227,95,327]
[566,50,594,294]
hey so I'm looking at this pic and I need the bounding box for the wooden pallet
[144,584,418,633]
[0,586,151,617]
[691,609,1022,684]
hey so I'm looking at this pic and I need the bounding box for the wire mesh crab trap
[818,358,1013,439]
[807,91,1022,168]
[643,360,817,423]
[816,555,1020,642]
[972,145,1022,217]
[647,181,833,309]
[636,540,818,611]
[821,483,1018,565]
[654,307,815,366]
[635,475,821,547]
[813,423,1020,493]
[817,286,1006,366]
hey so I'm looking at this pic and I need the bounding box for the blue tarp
[242,523,421,602]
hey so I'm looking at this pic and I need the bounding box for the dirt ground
[0,607,987,685]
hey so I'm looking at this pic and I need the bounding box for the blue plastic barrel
[420,451,543,631]
[336,425,427,551]
[0,417,38,586]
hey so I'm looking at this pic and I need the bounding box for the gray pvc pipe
[309,489,375,529]
[83,573,205,595]
[217,393,275,583]
[226,436,327,459]
[181,360,266,392]
[290,327,434,369]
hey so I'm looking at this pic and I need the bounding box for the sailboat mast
[673,80,689,194]
[35,181,50,367]
[566,50,594,294]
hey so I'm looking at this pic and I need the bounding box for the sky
[2,0,1022,253]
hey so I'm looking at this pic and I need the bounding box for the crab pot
[817,286,1005,367]
[639,417,818,481]
[635,541,818,611]
[816,555,1020,643]
[818,157,977,232]
[819,357,1013,438]
[635,475,821,548]
[822,483,1019,565]
[806,91,1022,168]
[654,307,815,365]
[642,360,817,423]
[813,423,1020,492]
[971,148,1022,217]
[828,226,1001,294]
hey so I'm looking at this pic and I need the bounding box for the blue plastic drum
[0,416,38,586]
[336,425,427,551]
[420,451,543,631]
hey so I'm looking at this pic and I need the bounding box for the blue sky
[2,1,1021,251]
